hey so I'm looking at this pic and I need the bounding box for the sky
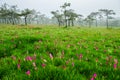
[0,0,120,18]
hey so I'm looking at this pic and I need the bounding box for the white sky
[0,0,120,18]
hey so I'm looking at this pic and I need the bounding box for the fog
[0,0,120,18]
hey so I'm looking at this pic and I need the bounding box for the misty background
[0,0,120,18]
[0,0,120,27]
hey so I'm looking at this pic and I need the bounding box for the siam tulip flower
[79,54,83,59]
[114,64,117,69]
[25,56,32,61]
[91,77,94,80]
[32,62,36,67]
[11,55,16,60]
[93,73,97,78]
[49,53,53,60]
[72,62,74,67]
[96,58,98,63]
[91,73,97,80]
[114,59,118,64]
[26,70,30,76]
[17,64,20,69]
[32,54,36,61]
[42,63,46,68]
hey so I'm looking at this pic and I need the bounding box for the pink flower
[91,73,97,80]
[91,77,94,80]
[79,54,83,59]
[49,53,53,60]
[42,64,46,68]
[25,56,32,61]
[26,70,30,76]
[114,64,117,69]
[17,64,20,69]
[93,73,97,78]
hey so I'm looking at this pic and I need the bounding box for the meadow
[0,24,120,80]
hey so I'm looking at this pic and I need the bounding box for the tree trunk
[65,18,67,27]
[95,18,98,27]
[57,19,60,26]
[64,10,68,28]
[71,19,74,26]
[25,16,27,25]
[68,19,70,26]
[12,18,15,25]
[106,15,109,28]
[89,21,91,28]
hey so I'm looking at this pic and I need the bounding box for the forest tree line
[0,2,120,28]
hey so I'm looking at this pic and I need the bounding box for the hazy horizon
[0,0,120,18]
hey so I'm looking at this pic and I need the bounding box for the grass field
[0,24,120,80]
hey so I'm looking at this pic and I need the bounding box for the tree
[0,3,9,24]
[51,10,63,26]
[90,12,100,27]
[66,9,79,26]
[60,2,71,27]
[77,15,83,26]
[0,3,20,25]
[84,14,94,28]
[21,8,32,25]
[99,9,115,28]
[9,5,20,25]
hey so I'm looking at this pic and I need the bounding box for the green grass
[0,24,120,80]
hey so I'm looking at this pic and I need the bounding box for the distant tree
[99,9,115,28]
[51,10,63,26]
[90,12,100,27]
[76,15,83,26]
[66,9,79,26]
[61,2,71,27]
[21,9,32,25]
[34,11,41,24]
[9,5,20,25]
[0,3,9,24]
[84,14,94,28]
